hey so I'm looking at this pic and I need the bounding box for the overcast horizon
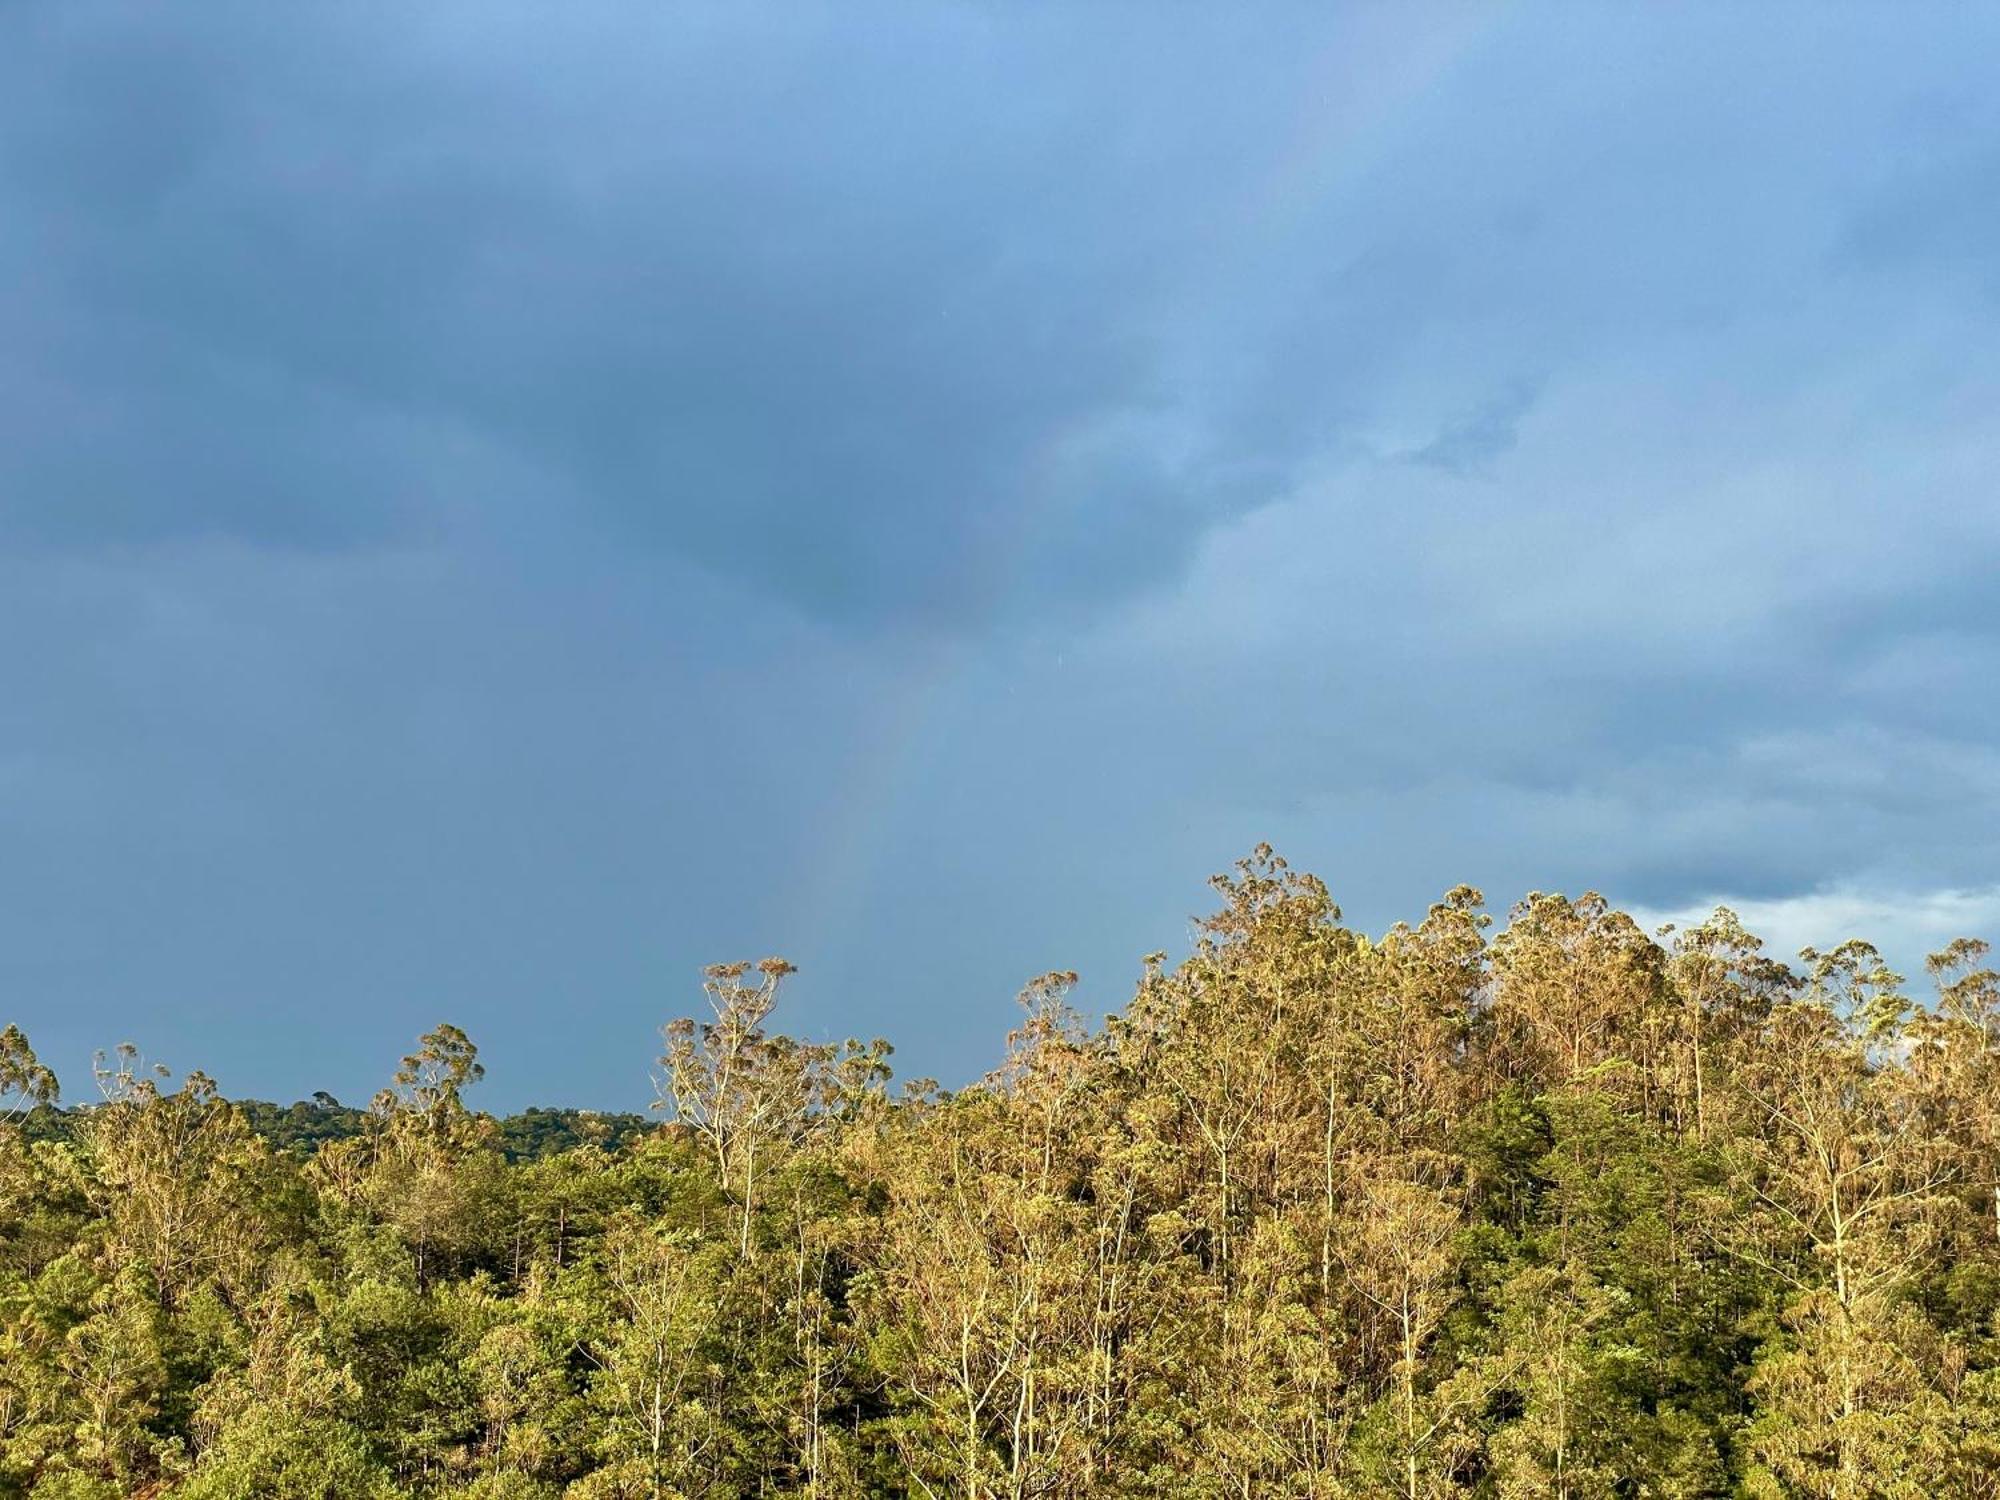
[5,3,2000,1111]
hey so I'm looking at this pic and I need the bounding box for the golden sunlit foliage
[4,847,2000,1497]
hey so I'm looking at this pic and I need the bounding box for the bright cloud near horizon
[4,3,2000,1109]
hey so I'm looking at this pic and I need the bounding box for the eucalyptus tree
[0,1023,57,1123]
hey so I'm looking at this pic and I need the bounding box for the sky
[4,3,2000,1111]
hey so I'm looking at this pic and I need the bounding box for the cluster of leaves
[5,849,2000,1497]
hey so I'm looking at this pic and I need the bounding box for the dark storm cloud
[0,4,1418,626]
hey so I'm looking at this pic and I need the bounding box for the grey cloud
[1838,148,2000,286]
[1407,382,1539,475]
[0,4,1413,628]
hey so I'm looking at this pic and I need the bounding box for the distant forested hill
[15,1095,655,1161]
[4,847,1999,1498]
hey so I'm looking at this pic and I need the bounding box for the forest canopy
[4,847,2000,1498]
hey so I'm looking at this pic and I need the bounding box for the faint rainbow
[780,12,1502,1010]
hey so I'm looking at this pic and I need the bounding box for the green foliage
[492,1109,655,1164]
[4,851,2000,1496]
[235,1095,372,1155]
[178,1412,401,1500]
